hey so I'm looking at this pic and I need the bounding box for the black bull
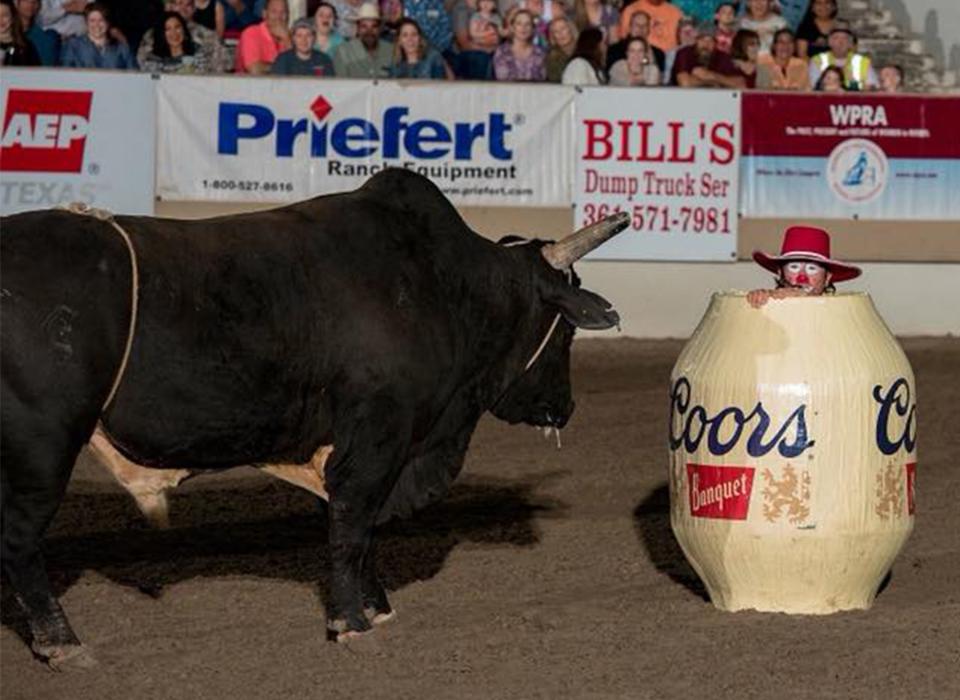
[0,169,628,667]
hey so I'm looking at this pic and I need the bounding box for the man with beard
[332,1,391,78]
[670,22,744,87]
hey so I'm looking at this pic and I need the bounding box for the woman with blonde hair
[493,8,546,81]
[545,15,577,82]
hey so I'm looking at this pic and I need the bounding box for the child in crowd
[713,2,738,53]
[470,0,506,45]
[740,0,786,54]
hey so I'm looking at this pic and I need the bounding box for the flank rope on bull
[58,202,140,413]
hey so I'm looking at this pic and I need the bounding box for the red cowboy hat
[752,226,861,283]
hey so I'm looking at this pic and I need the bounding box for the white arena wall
[157,200,960,339]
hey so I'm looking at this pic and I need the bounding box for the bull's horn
[541,211,631,270]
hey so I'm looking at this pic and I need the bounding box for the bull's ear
[542,286,620,331]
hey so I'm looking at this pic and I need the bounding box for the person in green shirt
[332,2,391,78]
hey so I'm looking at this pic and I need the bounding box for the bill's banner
[157,76,572,206]
[0,69,155,215]
[573,88,739,262]
[741,92,960,220]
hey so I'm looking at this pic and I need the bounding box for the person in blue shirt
[389,16,447,79]
[402,0,452,59]
[15,0,60,65]
[219,0,263,34]
[61,2,136,68]
[271,17,335,75]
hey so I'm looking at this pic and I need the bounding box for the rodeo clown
[747,225,862,308]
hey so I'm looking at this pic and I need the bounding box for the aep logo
[0,89,93,173]
[217,95,513,161]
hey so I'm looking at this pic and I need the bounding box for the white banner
[574,88,740,262]
[0,69,155,216]
[157,76,572,206]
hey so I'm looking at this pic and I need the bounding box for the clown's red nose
[797,273,810,284]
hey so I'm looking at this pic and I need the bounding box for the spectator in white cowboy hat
[332,1,392,77]
[746,225,862,308]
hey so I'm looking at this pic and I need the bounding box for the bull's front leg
[325,396,410,641]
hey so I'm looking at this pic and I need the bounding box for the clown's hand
[769,287,809,301]
[746,289,771,308]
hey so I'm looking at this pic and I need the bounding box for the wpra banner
[157,76,572,206]
[0,69,155,215]
[573,88,740,262]
[741,93,960,220]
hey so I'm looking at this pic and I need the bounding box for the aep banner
[157,76,572,206]
[0,69,155,215]
[573,87,739,262]
[741,92,960,220]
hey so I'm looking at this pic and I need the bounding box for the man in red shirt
[235,0,292,74]
[671,23,745,88]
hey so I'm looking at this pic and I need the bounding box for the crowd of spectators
[0,0,911,92]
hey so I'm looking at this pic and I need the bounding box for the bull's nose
[555,400,575,428]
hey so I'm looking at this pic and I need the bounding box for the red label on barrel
[687,464,755,520]
[906,462,917,515]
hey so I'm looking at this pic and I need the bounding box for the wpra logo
[669,377,814,459]
[217,95,513,161]
[0,89,92,173]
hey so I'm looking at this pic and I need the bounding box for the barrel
[668,292,917,614]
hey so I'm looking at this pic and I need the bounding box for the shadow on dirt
[632,482,708,601]
[2,474,565,647]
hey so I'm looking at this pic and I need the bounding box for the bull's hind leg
[1,422,97,669]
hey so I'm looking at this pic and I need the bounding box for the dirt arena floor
[2,337,958,699]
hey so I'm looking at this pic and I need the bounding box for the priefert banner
[573,87,740,262]
[157,75,573,206]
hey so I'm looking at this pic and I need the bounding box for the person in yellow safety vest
[807,24,877,91]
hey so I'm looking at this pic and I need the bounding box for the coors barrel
[668,292,917,614]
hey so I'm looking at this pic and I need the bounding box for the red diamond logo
[310,96,332,121]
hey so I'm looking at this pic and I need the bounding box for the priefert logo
[0,89,93,173]
[217,95,513,161]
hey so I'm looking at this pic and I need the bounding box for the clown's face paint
[781,260,831,294]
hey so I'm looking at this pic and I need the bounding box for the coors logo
[687,464,755,520]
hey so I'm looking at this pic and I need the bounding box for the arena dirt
[2,338,958,699]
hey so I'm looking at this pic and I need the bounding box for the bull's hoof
[365,607,396,626]
[327,612,372,642]
[33,643,98,671]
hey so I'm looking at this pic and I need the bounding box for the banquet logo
[218,96,513,161]
[687,464,755,520]
[0,89,93,173]
[826,138,888,204]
